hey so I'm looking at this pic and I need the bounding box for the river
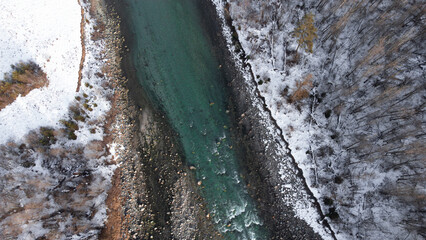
[118,0,268,239]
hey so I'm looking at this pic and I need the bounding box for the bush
[324,109,332,118]
[74,115,85,122]
[68,131,77,140]
[60,120,79,131]
[22,161,35,168]
[334,176,343,184]
[39,127,56,146]
[290,74,313,102]
[326,207,339,220]
[83,103,93,111]
[324,197,334,206]
[11,61,41,75]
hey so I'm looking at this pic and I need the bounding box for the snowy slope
[0,0,81,144]
[223,0,425,239]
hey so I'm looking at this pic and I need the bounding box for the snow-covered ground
[0,0,81,144]
[0,0,116,239]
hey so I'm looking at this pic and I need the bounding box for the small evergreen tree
[293,13,317,53]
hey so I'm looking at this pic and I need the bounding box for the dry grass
[0,61,48,110]
[290,74,313,102]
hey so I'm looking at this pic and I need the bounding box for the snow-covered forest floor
[221,0,424,239]
[0,0,117,239]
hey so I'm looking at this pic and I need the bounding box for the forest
[226,0,425,239]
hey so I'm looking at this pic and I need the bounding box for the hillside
[223,0,425,239]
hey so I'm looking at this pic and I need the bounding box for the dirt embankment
[76,1,85,93]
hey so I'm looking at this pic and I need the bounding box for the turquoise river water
[121,0,268,239]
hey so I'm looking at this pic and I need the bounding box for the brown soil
[76,1,86,93]
[99,168,124,240]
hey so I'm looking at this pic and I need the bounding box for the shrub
[83,103,93,111]
[0,82,12,94]
[68,131,77,140]
[60,120,79,131]
[334,176,343,184]
[39,127,56,146]
[22,161,35,168]
[74,115,85,122]
[324,197,334,206]
[327,208,339,220]
[290,74,313,102]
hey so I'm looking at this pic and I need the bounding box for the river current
[120,1,268,238]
